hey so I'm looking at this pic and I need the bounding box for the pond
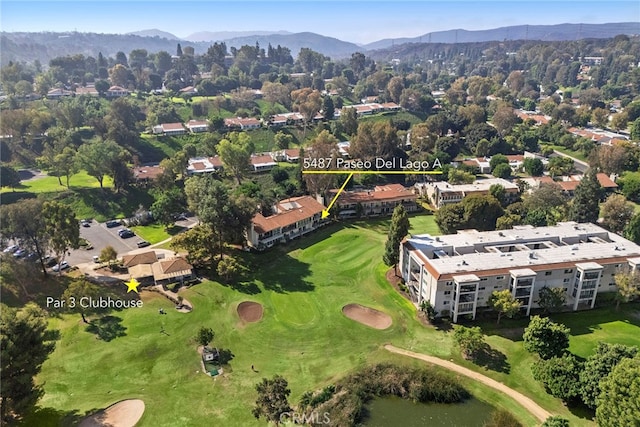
[364,395,496,427]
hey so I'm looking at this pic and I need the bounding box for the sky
[1,1,639,44]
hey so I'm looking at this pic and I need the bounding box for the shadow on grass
[19,406,90,427]
[251,252,314,293]
[85,315,127,341]
[218,348,235,365]
[0,190,37,204]
[57,187,155,221]
[471,344,510,374]
[567,400,596,421]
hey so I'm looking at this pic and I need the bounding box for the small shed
[202,347,220,362]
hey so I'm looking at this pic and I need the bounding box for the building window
[496,276,504,280]
[564,269,573,274]
[479,286,486,290]
[563,278,570,283]
[494,285,500,289]
[545,271,552,276]
[444,291,451,295]
[480,278,488,281]
[443,301,449,305]
[446,281,452,286]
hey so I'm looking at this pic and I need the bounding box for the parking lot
[67,220,142,266]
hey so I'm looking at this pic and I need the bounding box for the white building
[416,178,519,209]
[400,222,640,322]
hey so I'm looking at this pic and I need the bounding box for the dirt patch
[79,399,145,427]
[237,301,263,323]
[342,303,392,330]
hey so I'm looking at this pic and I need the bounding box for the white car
[2,244,19,253]
[52,261,70,272]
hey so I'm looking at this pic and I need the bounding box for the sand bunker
[237,301,263,323]
[342,303,392,330]
[79,399,145,427]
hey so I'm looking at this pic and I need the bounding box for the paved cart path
[384,344,552,422]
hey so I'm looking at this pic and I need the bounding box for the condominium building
[416,178,519,209]
[400,222,640,322]
[326,184,418,218]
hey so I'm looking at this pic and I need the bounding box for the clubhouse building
[400,222,640,322]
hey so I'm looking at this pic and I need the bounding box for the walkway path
[384,344,552,422]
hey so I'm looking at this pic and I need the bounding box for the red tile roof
[333,184,417,204]
[252,196,325,234]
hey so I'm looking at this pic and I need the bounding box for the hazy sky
[1,1,638,44]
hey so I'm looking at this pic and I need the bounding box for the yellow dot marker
[125,278,140,293]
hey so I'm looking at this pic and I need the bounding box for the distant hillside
[364,22,640,50]
[222,32,361,58]
[185,30,291,42]
[126,29,180,40]
[0,31,361,65]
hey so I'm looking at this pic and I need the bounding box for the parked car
[13,248,27,258]
[52,261,70,272]
[119,229,135,239]
[24,252,38,262]
[2,244,19,253]
[43,256,58,267]
[80,219,91,227]
[106,220,121,228]
[92,255,100,263]
[136,240,150,248]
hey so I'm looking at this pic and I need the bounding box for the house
[461,155,527,174]
[46,88,73,99]
[186,120,209,133]
[179,86,197,95]
[224,117,261,130]
[269,113,304,127]
[122,251,158,268]
[525,173,618,198]
[416,178,520,209]
[326,184,418,218]
[186,156,224,175]
[132,165,164,185]
[151,257,194,285]
[106,86,129,98]
[515,110,550,125]
[75,86,99,96]
[153,123,186,136]
[400,222,640,322]
[271,149,301,163]
[250,154,277,172]
[247,196,326,249]
[381,102,401,111]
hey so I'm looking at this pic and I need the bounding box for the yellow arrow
[321,173,353,219]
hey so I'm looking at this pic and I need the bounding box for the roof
[132,165,164,180]
[187,156,223,173]
[159,257,193,274]
[122,251,157,267]
[186,119,208,127]
[422,178,519,194]
[331,184,416,204]
[253,196,325,234]
[128,264,153,279]
[161,123,185,131]
[225,117,261,127]
[284,149,300,158]
[251,155,277,166]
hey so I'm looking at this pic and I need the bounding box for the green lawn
[130,224,185,244]
[25,215,639,426]
[1,170,113,195]
[545,145,589,162]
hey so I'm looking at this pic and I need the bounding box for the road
[551,150,589,173]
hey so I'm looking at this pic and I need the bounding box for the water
[364,396,496,427]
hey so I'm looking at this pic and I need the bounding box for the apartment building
[400,222,640,322]
[326,184,418,218]
[417,178,519,209]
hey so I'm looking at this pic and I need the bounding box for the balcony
[455,302,475,313]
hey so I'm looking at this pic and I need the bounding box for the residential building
[327,184,418,218]
[400,222,640,322]
[74,86,99,96]
[179,86,197,95]
[224,117,261,130]
[132,164,164,185]
[106,85,130,98]
[186,156,224,175]
[186,119,209,133]
[250,154,277,172]
[46,88,73,99]
[153,123,186,136]
[521,173,618,198]
[247,196,326,249]
[417,178,520,209]
[271,149,301,163]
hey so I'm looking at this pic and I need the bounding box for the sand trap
[79,399,145,427]
[342,303,392,330]
[237,301,263,323]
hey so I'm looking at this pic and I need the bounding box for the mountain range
[1,22,638,66]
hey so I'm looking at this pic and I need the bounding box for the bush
[483,409,523,427]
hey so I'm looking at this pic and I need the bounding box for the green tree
[216,255,246,281]
[99,246,118,267]
[580,342,638,409]
[184,176,256,261]
[383,205,411,274]
[0,165,20,190]
[492,163,512,179]
[536,286,566,313]
[522,157,544,176]
[624,212,640,244]
[541,416,570,427]
[170,224,218,267]
[601,194,635,234]
[482,409,523,427]
[568,169,601,223]
[62,279,103,323]
[488,290,521,325]
[435,203,465,234]
[75,139,124,189]
[0,199,49,276]
[274,132,294,150]
[489,184,506,206]
[547,156,573,177]
[0,303,56,422]
[523,315,570,359]
[489,154,509,171]
[595,357,640,427]
[196,327,214,347]
[452,325,485,359]
[448,168,475,184]
[532,354,583,402]
[42,201,80,269]
[217,132,252,184]
[613,272,640,309]
[252,375,292,426]
[339,106,358,136]
[151,187,186,229]
[462,195,504,231]
[322,96,335,121]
